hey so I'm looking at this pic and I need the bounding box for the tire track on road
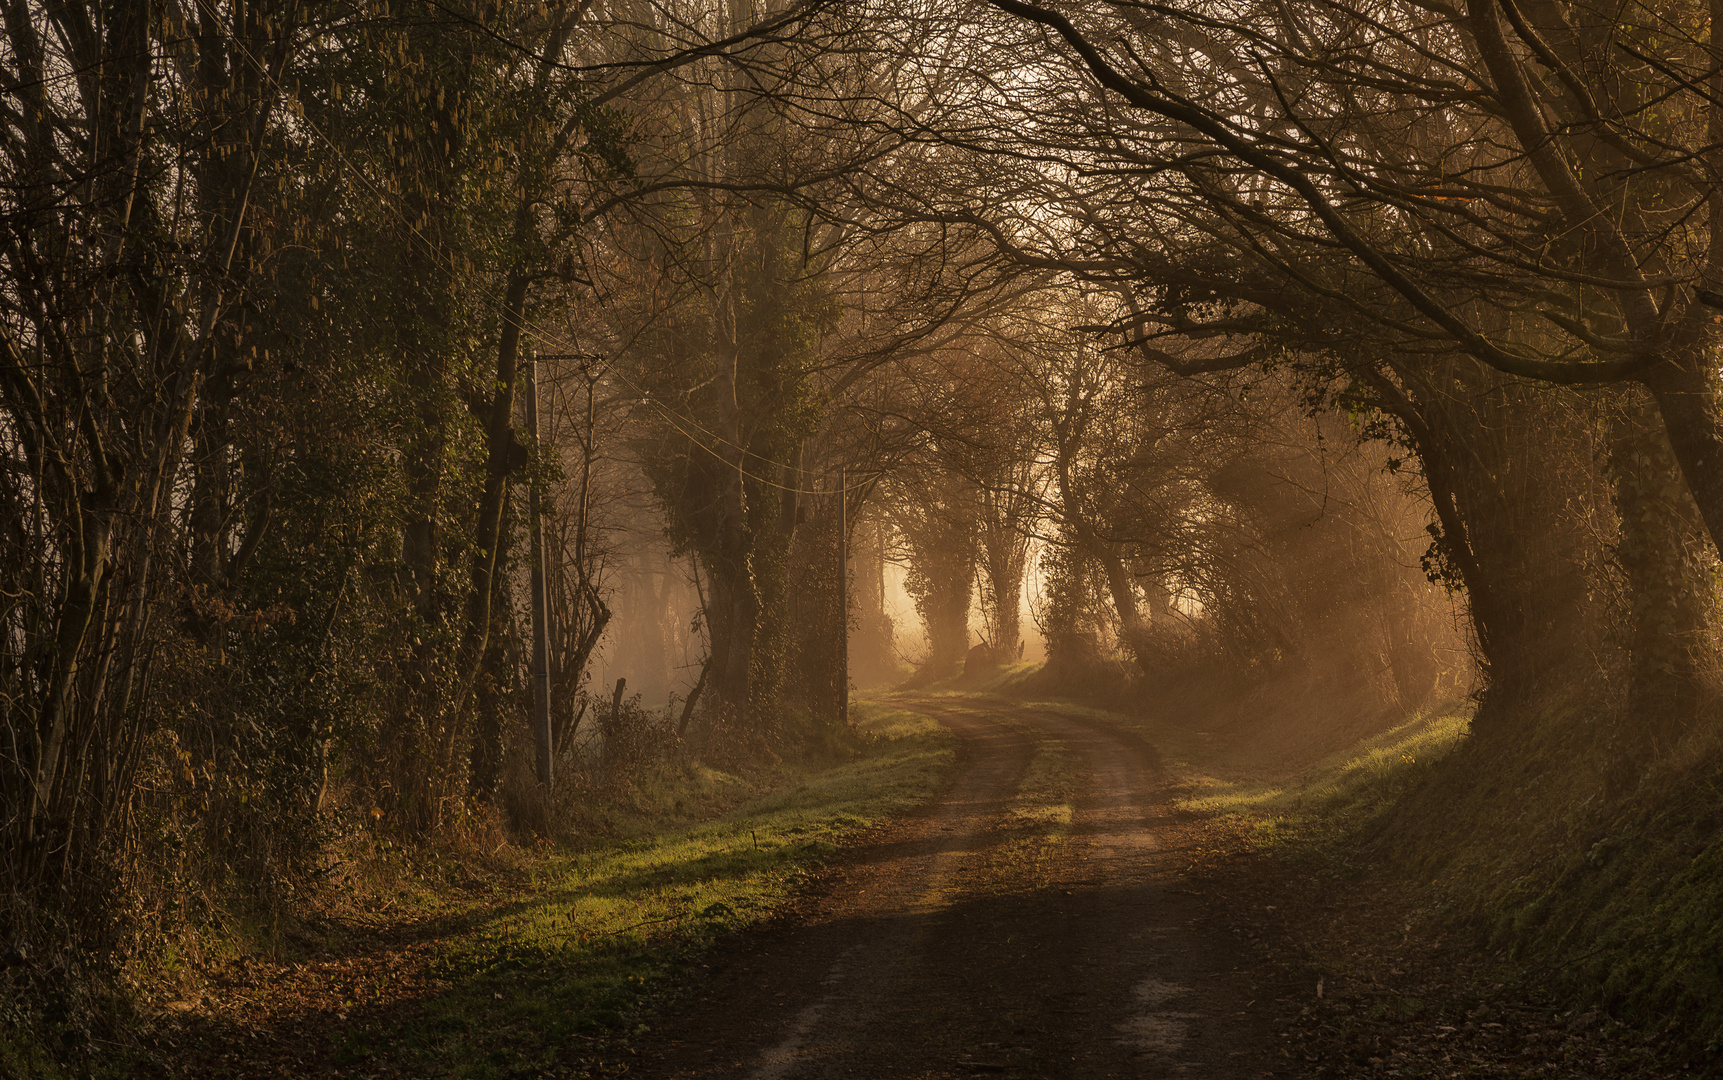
[640,699,1290,1080]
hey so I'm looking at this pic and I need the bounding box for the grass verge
[358,707,950,1078]
[1004,734,1077,835]
[1383,709,1723,1055]
[100,702,953,1080]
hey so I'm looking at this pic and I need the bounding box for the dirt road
[640,699,1298,1079]
[130,696,1699,1079]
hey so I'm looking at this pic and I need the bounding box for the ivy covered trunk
[1609,389,1715,759]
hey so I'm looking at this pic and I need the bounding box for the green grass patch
[362,704,951,1077]
[1004,735,1076,834]
[1176,706,1470,820]
[97,705,955,1080]
[867,697,1076,834]
[0,1028,66,1080]
[849,699,952,746]
[883,662,1044,699]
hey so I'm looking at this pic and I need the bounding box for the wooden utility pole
[526,350,553,787]
[837,467,849,727]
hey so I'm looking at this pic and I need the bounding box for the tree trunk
[1640,350,1723,561]
[1608,387,1712,761]
[1094,542,1152,674]
[1381,358,1609,734]
[978,519,1027,663]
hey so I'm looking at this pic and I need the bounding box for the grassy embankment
[1154,691,1723,1055]
[53,703,953,1080]
[1386,709,1723,1051]
[369,702,953,1077]
[1159,692,1723,1053]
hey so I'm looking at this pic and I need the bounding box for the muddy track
[639,699,1299,1079]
